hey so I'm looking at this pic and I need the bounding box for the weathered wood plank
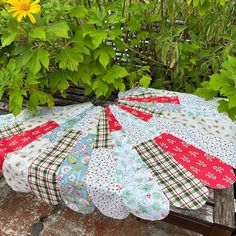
[170,204,214,224]
[214,186,235,229]
[163,210,212,235]
[208,225,233,236]
[0,101,9,111]
[207,189,215,206]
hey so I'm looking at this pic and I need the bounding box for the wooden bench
[0,86,235,236]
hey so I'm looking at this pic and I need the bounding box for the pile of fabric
[0,87,235,221]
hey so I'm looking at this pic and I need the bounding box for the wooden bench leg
[207,225,233,236]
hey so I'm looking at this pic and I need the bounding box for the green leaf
[139,75,152,88]
[94,46,115,68]
[220,86,236,96]
[70,6,88,19]
[69,70,92,86]
[206,74,228,91]
[173,26,187,37]
[145,14,162,24]
[114,38,126,51]
[1,31,17,48]
[86,29,108,49]
[8,90,26,116]
[93,78,109,97]
[186,0,192,5]
[111,65,129,78]
[114,79,126,91]
[27,90,51,111]
[49,71,70,94]
[26,72,41,85]
[194,88,218,100]
[30,90,47,105]
[7,59,17,72]
[193,0,200,7]
[29,27,46,40]
[47,21,70,39]
[56,48,83,71]
[217,100,228,113]
[228,95,236,109]
[30,48,50,74]
[161,43,169,65]
[219,0,227,6]
[98,49,110,68]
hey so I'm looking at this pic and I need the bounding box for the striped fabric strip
[94,108,112,149]
[134,139,208,210]
[106,107,123,132]
[28,130,82,205]
[0,122,25,139]
[118,100,162,116]
[117,104,153,122]
[120,92,159,99]
[120,93,180,104]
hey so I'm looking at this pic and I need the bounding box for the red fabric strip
[106,107,123,132]
[120,96,180,104]
[117,104,153,122]
[0,121,59,172]
[153,133,236,189]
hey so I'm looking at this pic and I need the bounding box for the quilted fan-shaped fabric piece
[0,87,235,222]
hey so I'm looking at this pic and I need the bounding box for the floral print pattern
[111,130,169,220]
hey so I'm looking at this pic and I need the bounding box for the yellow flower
[4,0,41,24]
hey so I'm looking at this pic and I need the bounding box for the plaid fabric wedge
[0,122,25,139]
[118,101,162,116]
[135,139,208,209]
[28,130,82,205]
[120,92,157,100]
[94,108,112,149]
[120,93,180,104]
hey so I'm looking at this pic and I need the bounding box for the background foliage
[0,0,235,119]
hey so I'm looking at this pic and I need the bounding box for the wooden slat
[163,210,212,235]
[0,101,9,112]
[207,189,215,206]
[214,186,235,229]
[170,204,214,224]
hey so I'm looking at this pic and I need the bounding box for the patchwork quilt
[0,87,235,220]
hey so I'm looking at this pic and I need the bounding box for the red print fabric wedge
[106,107,123,132]
[117,104,153,122]
[120,95,180,104]
[154,133,236,189]
[0,121,59,171]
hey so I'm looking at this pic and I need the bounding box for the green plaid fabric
[121,92,157,99]
[118,101,162,116]
[135,140,208,209]
[0,122,25,139]
[94,108,112,149]
[28,130,82,205]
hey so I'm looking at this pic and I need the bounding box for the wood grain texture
[214,186,235,229]
[163,210,212,235]
[208,225,233,236]
[207,189,215,206]
[170,204,214,223]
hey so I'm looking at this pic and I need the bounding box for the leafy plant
[0,0,235,118]
[195,56,236,120]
